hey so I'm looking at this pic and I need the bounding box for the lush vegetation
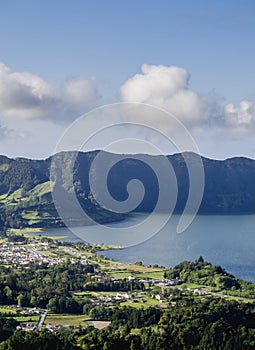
[1,299,255,349]
[77,299,255,350]
[0,329,79,350]
[164,256,238,287]
[84,280,145,292]
[0,237,255,349]
[88,306,162,329]
[0,318,18,343]
[164,256,255,298]
[0,261,94,308]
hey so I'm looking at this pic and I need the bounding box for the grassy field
[7,227,43,235]
[107,270,134,279]
[181,282,210,290]
[29,235,69,240]
[14,315,40,324]
[28,181,52,197]
[131,271,164,279]
[120,297,163,309]
[0,307,40,323]
[45,314,90,327]
[98,258,165,280]
[105,269,164,280]
[0,306,17,314]
[73,291,163,309]
[22,211,40,220]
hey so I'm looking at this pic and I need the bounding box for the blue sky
[0,0,255,159]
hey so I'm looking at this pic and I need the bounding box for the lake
[42,214,255,283]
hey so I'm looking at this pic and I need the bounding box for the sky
[0,0,255,159]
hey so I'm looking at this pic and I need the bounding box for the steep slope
[0,151,255,231]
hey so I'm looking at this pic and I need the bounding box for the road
[37,310,47,330]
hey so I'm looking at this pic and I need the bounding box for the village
[0,240,88,266]
[0,237,213,335]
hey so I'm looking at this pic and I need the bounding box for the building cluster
[136,276,181,286]
[17,324,37,332]
[60,246,88,265]
[0,241,65,266]
[45,323,69,332]
[17,322,67,333]
[90,292,143,306]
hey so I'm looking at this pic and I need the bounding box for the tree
[198,255,204,263]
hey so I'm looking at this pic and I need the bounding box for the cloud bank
[0,62,99,122]
[1,61,255,159]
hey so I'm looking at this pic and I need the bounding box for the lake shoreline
[13,213,255,283]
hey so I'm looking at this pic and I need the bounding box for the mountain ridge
[0,150,255,231]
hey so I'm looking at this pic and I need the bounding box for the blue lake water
[43,214,255,283]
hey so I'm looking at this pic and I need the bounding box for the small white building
[128,276,136,281]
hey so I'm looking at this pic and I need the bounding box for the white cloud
[224,100,255,131]
[120,64,206,126]
[1,61,255,159]
[120,64,255,140]
[0,62,99,121]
